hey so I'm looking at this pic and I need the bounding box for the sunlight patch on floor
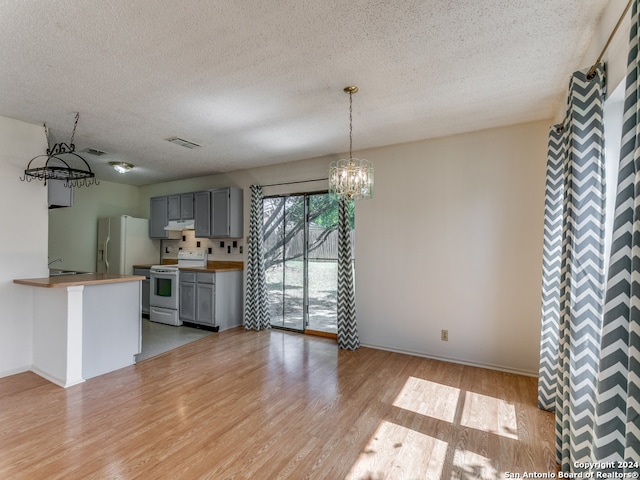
[345,420,447,480]
[392,376,460,423]
[460,391,518,440]
[452,448,499,479]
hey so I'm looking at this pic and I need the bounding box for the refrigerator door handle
[104,236,110,273]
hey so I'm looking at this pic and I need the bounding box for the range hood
[164,220,195,231]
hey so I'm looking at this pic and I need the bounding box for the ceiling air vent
[81,147,107,156]
[165,136,202,149]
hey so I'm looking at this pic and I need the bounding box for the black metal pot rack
[19,113,100,188]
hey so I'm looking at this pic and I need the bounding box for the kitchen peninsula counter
[14,273,145,288]
[14,273,144,388]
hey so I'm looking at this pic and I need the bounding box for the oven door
[149,270,179,310]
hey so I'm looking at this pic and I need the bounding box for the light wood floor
[0,328,555,479]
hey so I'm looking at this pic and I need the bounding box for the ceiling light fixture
[328,86,373,200]
[109,162,134,174]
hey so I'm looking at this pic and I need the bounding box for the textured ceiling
[0,0,611,186]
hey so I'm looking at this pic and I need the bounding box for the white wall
[0,115,48,376]
[48,180,142,273]
[356,122,547,374]
[138,119,548,375]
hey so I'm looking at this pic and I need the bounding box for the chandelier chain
[70,112,80,146]
[348,91,353,160]
[44,123,51,150]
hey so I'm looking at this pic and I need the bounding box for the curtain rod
[587,0,633,79]
[261,178,328,188]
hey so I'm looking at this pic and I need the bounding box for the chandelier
[328,86,373,200]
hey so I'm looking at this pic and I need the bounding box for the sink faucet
[48,258,63,267]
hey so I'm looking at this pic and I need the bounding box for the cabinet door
[194,191,211,238]
[149,196,169,239]
[168,195,181,221]
[141,279,150,315]
[196,283,215,326]
[228,187,244,238]
[211,188,230,238]
[180,193,194,220]
[179,281,196,322]
[134,268,151,315]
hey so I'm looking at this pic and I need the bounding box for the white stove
[176,249,208,268]
[149,250,207,326]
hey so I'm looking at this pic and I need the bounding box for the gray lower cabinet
[179,270,242,331]
[179,273,197,322]
[179,271,214,326]
[134,268,151,316]
[195,272,215,326]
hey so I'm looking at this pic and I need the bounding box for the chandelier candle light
[329,86,373,200]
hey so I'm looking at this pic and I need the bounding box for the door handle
[104,236,110,273]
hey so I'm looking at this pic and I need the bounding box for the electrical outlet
[239,246,243,254]
[441,330,448,342]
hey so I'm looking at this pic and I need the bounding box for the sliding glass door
[263,195,305,330]
[263,192,353,333]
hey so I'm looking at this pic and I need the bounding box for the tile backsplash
[161,230,245,262]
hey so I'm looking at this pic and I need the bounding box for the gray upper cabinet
[48,180,74,208]
[193,187,243,238]
[151,187,242,239]
[211,187,243,238]
[180,193,195,220]
[194,191,211,238]
[149,196,169,239]
[168,195,181,221]
[168,193,194,221]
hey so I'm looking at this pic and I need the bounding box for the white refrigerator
[97,216,160,274]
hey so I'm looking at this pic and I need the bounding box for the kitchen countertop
[133,261,244,273]
[14,273,146,288]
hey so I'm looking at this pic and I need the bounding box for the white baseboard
[360,342,538,378]
[30,366,85,388]
[0,365,30,379]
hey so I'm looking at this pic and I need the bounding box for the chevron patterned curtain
[244,185,270,331]
[538,125,565,412]
[537,65,607,472]
[337,196,359,350]
[591,0,640,470]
